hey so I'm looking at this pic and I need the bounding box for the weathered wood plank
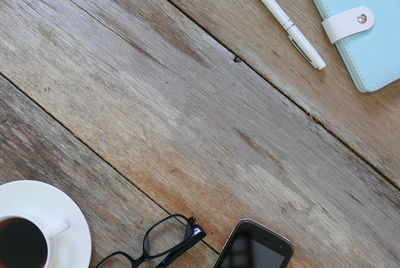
[170,0,400,187]
[0,76,217,267]
[0,0,399,267]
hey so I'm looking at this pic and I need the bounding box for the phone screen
[219,235,285,268]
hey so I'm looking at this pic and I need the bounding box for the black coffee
[0,218,48,268]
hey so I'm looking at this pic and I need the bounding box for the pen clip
[288,35,312,64]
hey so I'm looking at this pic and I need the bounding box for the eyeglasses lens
[146,216,188,256]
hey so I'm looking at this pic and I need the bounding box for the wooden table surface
[0,0,399,267]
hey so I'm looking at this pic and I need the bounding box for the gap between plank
[166,0,400,192]
[0,72,220,256]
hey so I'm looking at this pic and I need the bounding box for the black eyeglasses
[96,214,206,268]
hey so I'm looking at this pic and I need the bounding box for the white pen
[261,0,326,70]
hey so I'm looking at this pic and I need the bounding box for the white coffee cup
[0,212,70,268]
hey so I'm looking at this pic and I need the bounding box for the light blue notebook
[313,0,400,92]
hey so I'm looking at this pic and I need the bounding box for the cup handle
[43,219,71,238]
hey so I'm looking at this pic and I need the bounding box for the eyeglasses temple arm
[155,231,206,268]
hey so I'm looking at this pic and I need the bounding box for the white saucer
[0,180,91,268]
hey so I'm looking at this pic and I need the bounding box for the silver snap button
[357,14,367,24]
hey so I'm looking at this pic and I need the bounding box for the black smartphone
[213,219,294,268]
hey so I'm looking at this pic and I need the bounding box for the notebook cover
[313,0,400,92]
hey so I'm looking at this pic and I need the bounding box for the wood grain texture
[0,0,399,267]
[0,76,217,267]
[170,0,400,187]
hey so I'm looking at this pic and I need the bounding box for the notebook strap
[322,6,375,44]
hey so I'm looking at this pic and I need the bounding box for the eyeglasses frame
[95,214,206,268]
